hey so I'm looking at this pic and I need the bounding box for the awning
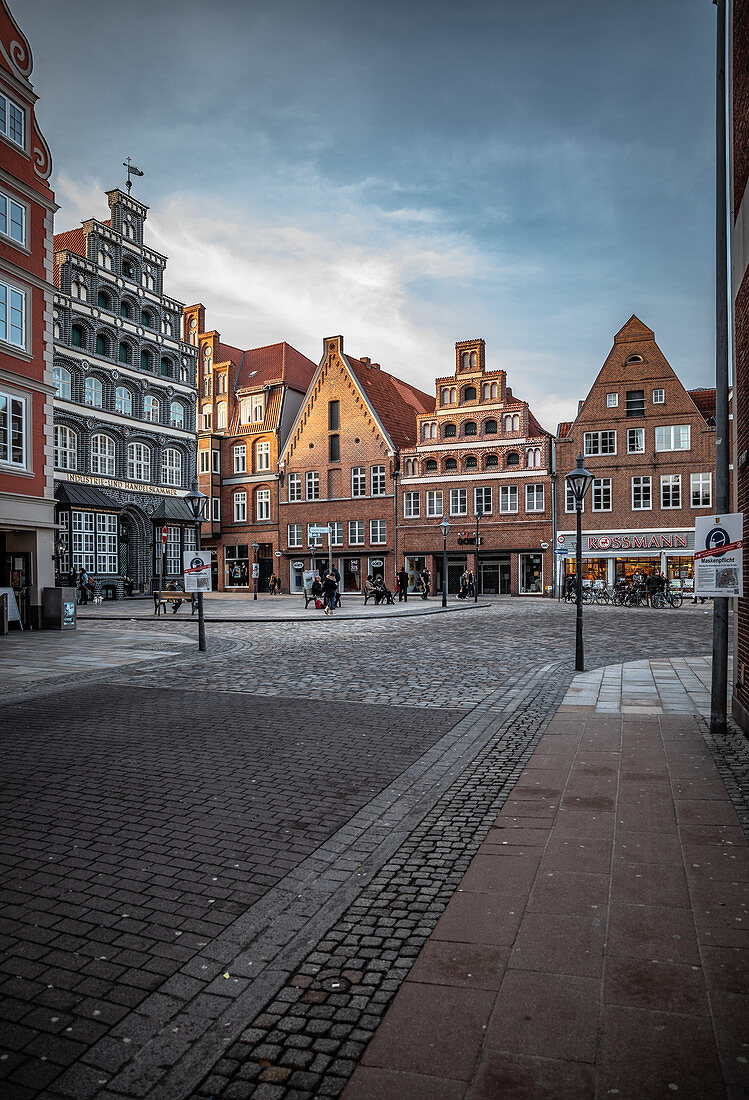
[150,498,196,523]
[55,482,120,511]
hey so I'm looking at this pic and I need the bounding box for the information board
[694,513,743,597]
[183,552,212,593]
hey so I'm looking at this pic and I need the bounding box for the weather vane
[123,156,144,194]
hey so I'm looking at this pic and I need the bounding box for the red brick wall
[734,271,749,718]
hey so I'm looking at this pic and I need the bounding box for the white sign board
[302,569,315,590]
[183,551,212,593]
[0,586,21,623]
[309,525,329,537]
[694,513,743,597]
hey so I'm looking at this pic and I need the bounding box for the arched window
[403,459,413,476]
[443,423,456,439]
[450,387,456,402]
[216,402,227,429]
[118,342,131,364]
[141,310,153,328]
[115,386,132,415]
[484,419,498,434]
[170,401,185,429]
[445,457,458,471]
[526,447,541,468]
[256,441,271,470]
[71,324,84,348]
[95,333,109,357]
[144,395,160,423]
[430,423,437,439]
[482,383,490,399]
[463,421,477,436]
[461,352,470,370]
[53,319,60,339]
[441,387,450,405]
[470,351,477,368]
[123,216,134,241]
[71,279,87,301]
[162,318,173,337]
[97,249,112,271]
[54,425,77,470]
[84,377,102,408]
[53,365,71,400]
[160,358,172,378]
[491,382,498,399]
[463,386,477,402]
[161,448,182,487]
[485,454,499,468]
[202,405,212,431]
[513,414,520,431]
[504,415,512,432]
[506,451,519,466]
[426,459,438,473]
[464,455,477,469]
[142,270,155,291]
[91,433,116,476]
[120,301,132,319]
[97,290,111,310]
[422,423,430,441]
[256,488,271,521]
[626,354,643,364]
[140,350,152,372]
[127,442,151,481]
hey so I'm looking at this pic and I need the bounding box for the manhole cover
[320,976,351,992]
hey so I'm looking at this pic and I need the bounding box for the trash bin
[43,587,76,630]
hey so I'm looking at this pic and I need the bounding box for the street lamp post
[565,454,594,671]
[392,466,399,591]
[439,516,451,608]
[252,539,260,601]
[185,478,207,653]
[474,505,483,603]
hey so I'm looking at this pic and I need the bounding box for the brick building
[398,339,554,596]
[278,335,432,594]
[52,188,199,595]
[731,0,749,731]
[185,303,316,591]
[555,316,716,591]
[0,0,58,627]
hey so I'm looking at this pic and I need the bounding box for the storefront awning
[55,482,120,511]
[150,498,197,523]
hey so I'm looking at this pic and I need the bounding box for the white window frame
[115,386,132,416]
[256,488,271,521]
[655,425,690,452]
[370,519,386,545]
[84,377,103,408]
[475,486,492,515]
[212,450,220,473]
[212,497,221,522]
[592,478,611,512]
[162,448,182,487]
[233,491,247,522]
[565,483,584,513]
[54,365,72,401]
[233,445,246,473]
[632,475,652,510]
[348,520,365,546]
[404,491,420,518]
[583,430,616,456]
[371,465,386,496]
[499,485,518,514]
[426,490,443,517]
[691,473,712,509]
[288,473,302,501]
[256,441,271,471]
[251,395,264,422]
[54,424,76,471]
[306,471,319,500]
[660,474,681,509]
[199,449,210,473]
[127,442,151,482]
[652,388,665,404]
[330,521,344,546]
[288,523,303,547]
[216,402,227,430]
[0,91,25,149]
[0,189,27,247]
[352,466,366,497]
[606,392,618,408]
[91,433,116,476]
[627,427,645,454]
[449,488,467,516]
[170,401,184,428]
[0,278,27,350]
[524,483,544,513]
[144,395,160,423]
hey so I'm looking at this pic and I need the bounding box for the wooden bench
[303,590,341,609]
[154,592,195,616]
[364,588,395,606]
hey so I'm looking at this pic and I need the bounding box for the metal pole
[442,530,448,608]
[575,504,584,671]
[253,545,258,601]
[474,511,480,603]
[393,469,399,591]
[711,0,729,736]
[195,519,206,652]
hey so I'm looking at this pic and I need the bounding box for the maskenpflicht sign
[694,513,743,597]
[183,551,212,593]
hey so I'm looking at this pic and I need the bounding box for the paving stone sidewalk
[345,657,749,1100]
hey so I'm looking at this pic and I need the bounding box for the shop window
[519,553,542,594]
[225,544,249,586]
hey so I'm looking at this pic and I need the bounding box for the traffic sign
[161,525,168,546]
[309,525,329,536]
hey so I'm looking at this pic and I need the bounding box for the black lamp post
[439,516,451,608]
[185,478,207,652]
[474,505,483,603]
[565,453,594,671]
[252,539,260,600]
[392,466,399,591]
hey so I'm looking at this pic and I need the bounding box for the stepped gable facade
[398,338,554,596]
[52,189,199,595]
[0,0,58,626]
[555,316,716,590]
[185,302,316,591]
[278,334,432,594]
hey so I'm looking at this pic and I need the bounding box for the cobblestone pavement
[0,601,723,1099]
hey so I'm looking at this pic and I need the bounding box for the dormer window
[626,354,643,364]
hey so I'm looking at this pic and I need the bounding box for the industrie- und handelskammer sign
[694,513,743,597]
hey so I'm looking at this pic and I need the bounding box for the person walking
[457,570,469,600]
[467,570,475,598]
[397,566,409,602]
[68,567,78,590]
[419,566,431,599]
[322,569,337,615]
[78,568,90,605]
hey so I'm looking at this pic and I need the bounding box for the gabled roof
[688,388,716,425]
[613,315,655,343]
[234,342,316,394]
[344,356,433,449]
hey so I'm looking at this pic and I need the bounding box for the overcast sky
[21,0,717,428]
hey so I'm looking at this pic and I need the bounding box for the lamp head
[185,477,207,520]
[565,453,594,505]
[438,516,451,538]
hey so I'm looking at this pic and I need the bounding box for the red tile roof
[345,356,433,448]
[53,227,87,259]
[234,342,316,394]
[688,388,716,424]
[557,421,573,438]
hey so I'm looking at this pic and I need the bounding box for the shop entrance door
[479,558,510,595]
[342,557,361,592]
[2,551,32,626]
[257,544,273,591]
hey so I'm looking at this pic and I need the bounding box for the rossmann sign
[585,532,692,552]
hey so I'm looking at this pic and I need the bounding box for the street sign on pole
[183,551,212,593]
[161,525,168,546]
[309,525,329,537]
[694,513,743,597]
